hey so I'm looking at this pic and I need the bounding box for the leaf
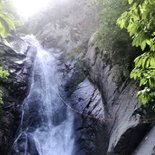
[150,57,155,66]
[128,0,134,5]
[117,0,155,108]
[0,20,7,37]
[141,40,147,51]
[0,12,15,30]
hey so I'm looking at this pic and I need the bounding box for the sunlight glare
[12,0,51,18]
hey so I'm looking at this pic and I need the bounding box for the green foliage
[117,0,155,106]
[0,67,9,105]
[0,0,16,37]
[0,66,9,79]
[94,0,130,50]
[0,0,15,106]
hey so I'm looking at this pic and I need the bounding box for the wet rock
[0,40,37,155]
[61,58,108,155]
[12,132,39,155]
[73,115,107,155]
[68,78,105,121]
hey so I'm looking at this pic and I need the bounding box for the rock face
[58,59,107,155]
[133,126,155,155]
[83,35,155,155]
[0,37,37,155]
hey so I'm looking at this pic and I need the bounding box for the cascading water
[11,36,74,155]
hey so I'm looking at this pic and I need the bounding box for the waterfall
[11,36,74,155]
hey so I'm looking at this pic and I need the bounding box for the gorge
[0,0,155,155]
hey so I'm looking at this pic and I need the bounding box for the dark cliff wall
[0,37,36,155]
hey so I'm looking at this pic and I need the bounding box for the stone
[133,126,155,155]
[84,34,154,155]
[0,38,36,155]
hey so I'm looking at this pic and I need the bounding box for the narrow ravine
[1,0,154,155]
[11,36,74,155]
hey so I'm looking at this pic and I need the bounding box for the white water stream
[12,36,74,155]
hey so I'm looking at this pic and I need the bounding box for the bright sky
[12,0,51,18]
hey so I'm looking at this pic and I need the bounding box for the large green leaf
[118,0,155,107]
